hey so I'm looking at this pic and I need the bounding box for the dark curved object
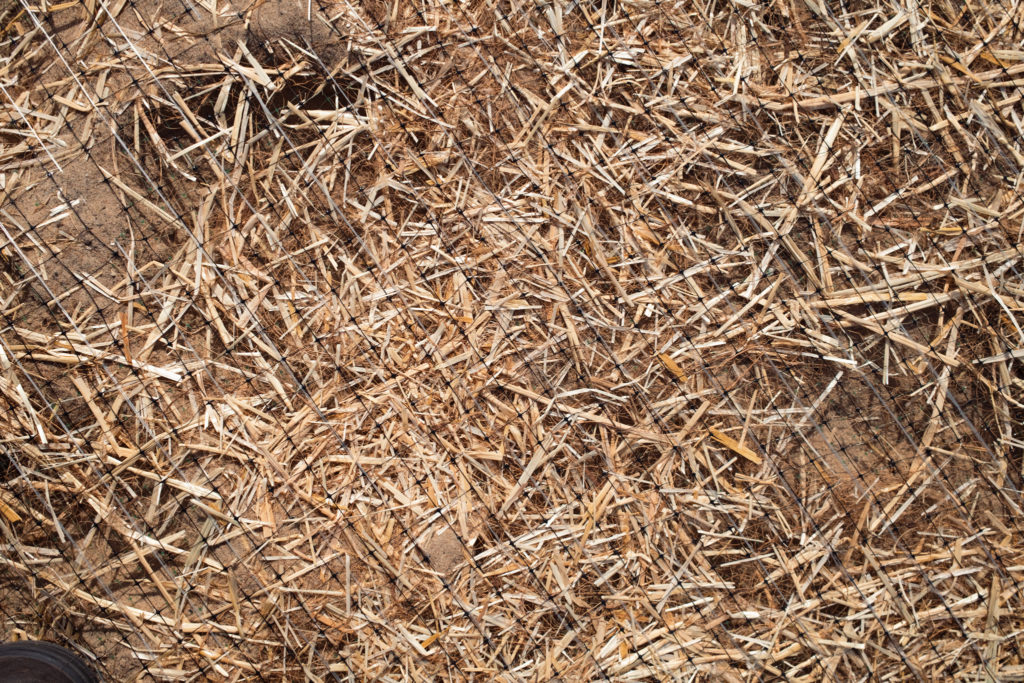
[0,641,99,683]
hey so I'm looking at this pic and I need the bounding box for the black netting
[0,0,1022,679]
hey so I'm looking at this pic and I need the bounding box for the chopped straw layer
[1,0,1023,679]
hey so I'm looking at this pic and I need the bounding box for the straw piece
[709,428,763,466]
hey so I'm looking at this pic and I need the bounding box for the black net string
[0,0,983,679]
[1,0,1023,680]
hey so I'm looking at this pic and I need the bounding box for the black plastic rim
[0,641,99,683]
